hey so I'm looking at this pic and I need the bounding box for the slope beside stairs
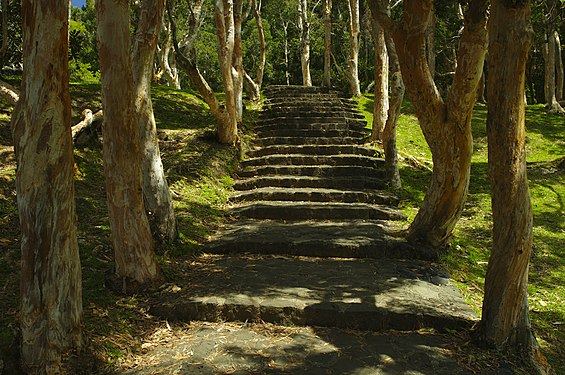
[151,85,476,335]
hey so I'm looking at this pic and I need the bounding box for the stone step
[230,187,400,205]
[256,136,366,147]
[150,254,477,332]
[231,201,406,221]
[253,121,367,134]
[241,154,384,168]
[258,116,365,126]
[247,144,380,158]
[207,220,439,260]
[233,175,387,190]
[255,128,368,139]
[260,109,364,119]
[238,165,384,179]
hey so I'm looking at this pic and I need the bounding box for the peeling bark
[233,0,244,122]
[479,2,553,373]
[133,0,178,243]
[71,108,103,144]
[96,0,160,287]
[12,1,82,372]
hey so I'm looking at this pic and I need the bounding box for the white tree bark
[233,0,244,123]
[297,0,312,86]
[555,31,563,101]
[347,0,361,96]
[155,20,181,89]
[12,1,82,372]
[133,0,178,243]
[370,11,388,141]
[323,0,332,87]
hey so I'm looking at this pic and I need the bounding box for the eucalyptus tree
[11,1,82,371]
[370,0,489,248]
[479,1,553,373]
[97,0,160,287]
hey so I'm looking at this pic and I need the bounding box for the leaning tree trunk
[370,10,388,141]
[323,0,332,87]
[243,0,266,100]
[155,20,181,89]
[97,0,160,288]
[371,0,489,248]
[215,0,238,144]
[383,33,404,190]
[347,0,361,96]
[12,1,82,372]
[133,0,178,244]
[479,2,552,373]
[297,0,312,86]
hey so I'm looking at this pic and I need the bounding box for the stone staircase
[151,85,476,335]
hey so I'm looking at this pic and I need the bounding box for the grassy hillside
[359,95,565,373]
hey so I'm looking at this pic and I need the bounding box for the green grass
[359,96,565,373]
[0,82,245,372]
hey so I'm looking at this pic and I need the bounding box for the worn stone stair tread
[150,254,476,332]
[231,201,406,221]
[254,129,368,139]
[258,117,365,126]
[254,122,367,134]
[207,219,436,259]
[230,187,400,205]
[247,144,380,158]
[238,165,384,179]
[256,136,367,146]
[241,154,384,168]
[234,175,387,190]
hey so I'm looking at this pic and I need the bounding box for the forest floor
[0,83,563,374]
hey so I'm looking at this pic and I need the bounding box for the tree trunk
[233,0,244,122]
[96,0,160,288]
[155,20,181,89]
[347,0,361,96]
[12,1,82,372]
[426,8,436,79]
[242,0,266,100]
[383,33,403,190]
[370,11,388,141]
[133,0,178,244]
[215,0,238,144]
[297,0,312,86]
[371,0,489,248]
[543,30,564,113]
[555,31,563,101]
[479,2,552,373]
[323,0,332,87]
[283,20,290,85]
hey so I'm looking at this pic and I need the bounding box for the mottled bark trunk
[233,0,244,122]
[383,33,403,189]
[323,0,332,87]
[371,0,488,248]
[133,0,178,244]
[97,0,160,287]
[215,0,238,144]
[12,1,82,372]
[426,8,436,79]
[347,0,361,96]
[370,13,388,141]
[297,0,312,86]
[155,21,181,89]
[555,31,563,101]
[479,3,552,373]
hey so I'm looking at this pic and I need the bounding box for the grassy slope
[359,95,565,374]
[0,83,246,373]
